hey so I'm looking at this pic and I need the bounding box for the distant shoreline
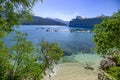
[22,16,67,26]
[21,24,67,26]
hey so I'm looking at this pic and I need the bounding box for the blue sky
[33,0,120,21]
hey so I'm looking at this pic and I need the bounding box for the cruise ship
[69,16,103,28]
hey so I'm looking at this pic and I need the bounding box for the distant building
[69,16,103,28]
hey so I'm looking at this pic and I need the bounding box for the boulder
[100,58,116,70]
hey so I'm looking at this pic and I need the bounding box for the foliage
[94,11,120,55]
[0,41,12,80]
[94,11,120,80]
[107,66,120,80]
[111,67,120,79]
[8,31,43,80]
[0,0,43,37]
[98,51,120,80]
[37,40,64,72]
[0,31,64,80]
[0,0,64,79]
[107,52,120,80]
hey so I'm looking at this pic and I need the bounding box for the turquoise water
[60,53,102,69]
[5,25,95,55]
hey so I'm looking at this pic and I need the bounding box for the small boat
[36,27,39,29]
[41,27,45,29]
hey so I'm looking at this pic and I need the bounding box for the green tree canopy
[39,40,64,70]
[0,0,64,80]
[94,11,120,55]
[8,31,43,80]
[0,0,42,36]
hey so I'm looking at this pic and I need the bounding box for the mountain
[46,18,69,25]
[23,16,66,25]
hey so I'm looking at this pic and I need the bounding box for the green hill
[23,16,66,25]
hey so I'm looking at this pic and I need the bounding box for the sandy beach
[43,62,98,80]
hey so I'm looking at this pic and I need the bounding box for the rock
[98,51,120,80]
[84,62,94,70]
[98,71,104,80]
[98,71,112,80]
[100,58,116,70]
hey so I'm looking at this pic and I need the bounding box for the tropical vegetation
[0,0,63,80]
[94,10,120,80]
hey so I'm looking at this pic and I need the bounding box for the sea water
[4,25,102,63]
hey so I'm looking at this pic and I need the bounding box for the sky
[33,0,120,21]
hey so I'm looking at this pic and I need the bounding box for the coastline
[43,54,102,80]
[43,62,98,80]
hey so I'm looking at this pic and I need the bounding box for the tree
[0,0,43,36]
[94,11,120,80]
[0,0,64,80]
[0,1,43,79]
[94,11,120,55]
[0,42,11,80]
[0,31,64,80]
[38,40,64,73]
[8,31,43,80]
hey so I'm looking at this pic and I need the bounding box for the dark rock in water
[100,58,116,70]
[64,51,72,56]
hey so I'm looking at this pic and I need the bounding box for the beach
[43,62,98,80]
[43,54,102,80]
